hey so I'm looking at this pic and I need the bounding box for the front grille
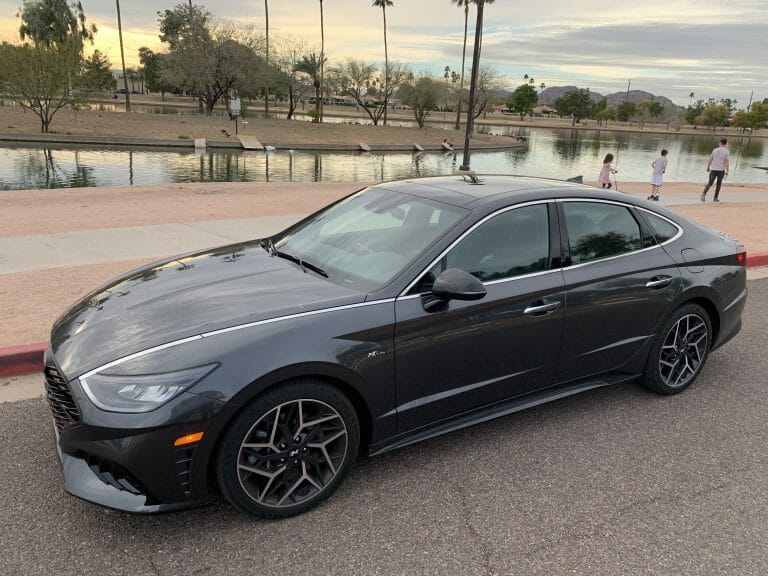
[44,365,80,431]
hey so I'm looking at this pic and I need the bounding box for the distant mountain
[538,87,680,110]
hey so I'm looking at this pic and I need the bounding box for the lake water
[1,127,767,190]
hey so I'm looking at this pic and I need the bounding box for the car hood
[50,240,366,378]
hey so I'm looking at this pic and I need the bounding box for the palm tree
[450,0,470,130]
[539,81,545,93]
[689,92,695,107]
[372,0,393,125]
[264,0,269,116]
[115,0,130,112]
[318,0,325,122]
[294,53,325,121]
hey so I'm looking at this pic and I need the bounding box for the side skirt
[368,373,639,457]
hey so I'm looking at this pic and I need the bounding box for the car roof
[374,175,603,207]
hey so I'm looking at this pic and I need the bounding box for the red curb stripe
[1,253,767,380]
[0,343,46,378]
[747,252,768,268]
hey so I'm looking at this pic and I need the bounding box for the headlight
[80,364,219,413]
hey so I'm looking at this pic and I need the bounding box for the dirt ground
[0,104,518,149]
[2,94,763,145]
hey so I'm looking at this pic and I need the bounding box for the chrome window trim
[399,199,555,298]
[79,299,397,379]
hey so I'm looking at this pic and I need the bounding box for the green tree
[554,88,592,125]
[372,0,393,125]
[18,0,96,47]
[596,106,617,125]
[294,52,325,121]
[80,50,115,93]
[0,41,81,132]
[158,5,261,115]
[398,76,441,128]
[733,102,768,132]
[506,83,538,120]
[138,47,174,98]
[685,99,705,124]
[696,103,729,131]
[2,0,100,132]
[617,100,636,122]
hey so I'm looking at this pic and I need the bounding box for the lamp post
[459,0,485,172]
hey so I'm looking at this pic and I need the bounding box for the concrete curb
[2,252,766,379]
[0,343,46,378]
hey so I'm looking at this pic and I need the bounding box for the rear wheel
[642,303,712,395]
[216,379,360,518]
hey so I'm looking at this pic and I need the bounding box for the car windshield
[272,187,466,291]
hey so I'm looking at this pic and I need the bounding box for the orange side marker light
[174,432,204,447]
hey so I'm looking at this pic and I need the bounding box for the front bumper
[45,358,232,514]
[53,423,209,514]
[53,424,210,514]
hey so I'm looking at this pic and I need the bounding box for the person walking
[648,149,668,201]
[701,138,730,202]
[599,153,618,189]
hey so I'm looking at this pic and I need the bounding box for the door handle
[646,276,674,289]
[524,300,561,316]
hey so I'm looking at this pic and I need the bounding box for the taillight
[736,251,747,266]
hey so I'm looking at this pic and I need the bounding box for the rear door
[555,200,681,383]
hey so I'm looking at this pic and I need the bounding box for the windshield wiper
[273,250,328,278]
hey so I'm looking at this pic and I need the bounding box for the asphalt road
[2,278,767,576]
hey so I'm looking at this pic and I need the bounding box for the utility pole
[116,0,130,112]
[459,0,485,173]
[264,0,269,116]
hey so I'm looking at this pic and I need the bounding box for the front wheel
[641,303,712,395]
[216,379,360,518]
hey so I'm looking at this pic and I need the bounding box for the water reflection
[1,128,767,191]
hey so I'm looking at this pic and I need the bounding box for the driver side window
[412,204,550,293]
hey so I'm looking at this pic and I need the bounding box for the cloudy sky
[1,0,765,106]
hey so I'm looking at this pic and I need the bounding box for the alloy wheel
[658,313,708,389]
[237,399,348,509]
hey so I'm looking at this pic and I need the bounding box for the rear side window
[642,211,680,243]
[563,202,642,265]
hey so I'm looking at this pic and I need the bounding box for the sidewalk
[1,180,767,379]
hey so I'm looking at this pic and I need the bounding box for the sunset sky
[1,0,765,106]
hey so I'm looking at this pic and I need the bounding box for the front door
[393,202,566,433]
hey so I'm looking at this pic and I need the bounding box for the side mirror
[431,268,487,301]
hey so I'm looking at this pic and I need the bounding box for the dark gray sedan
[45,176,747,518]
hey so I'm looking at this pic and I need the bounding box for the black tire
[216,378,360,518]
[641,303,712,395]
